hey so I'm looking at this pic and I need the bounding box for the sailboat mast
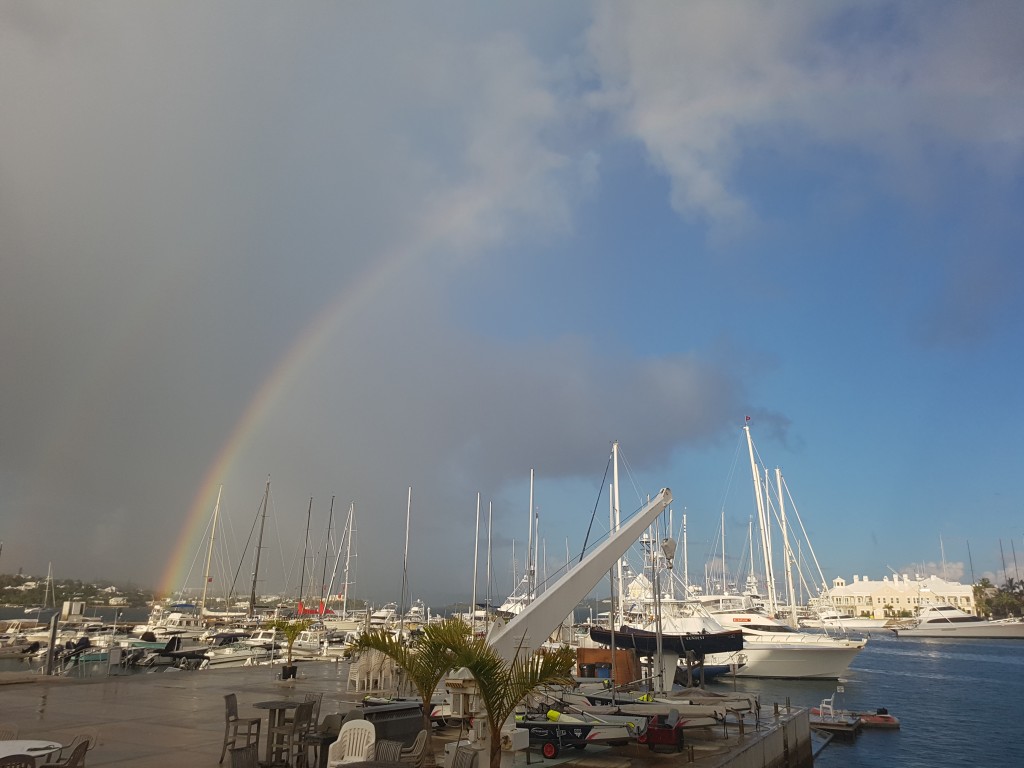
[681,512,688,594]
[527,469,535,603]
[613,441,624,625]
[471,492,480,634]
[486,500,493,629]
[299,497,313,611]
[746,424,778,612]
[342,503,355,617]
[249,477,269,618]
[401,487,412,637]
[320,496,335,617]
[200,486,222,617]
[777,468,798,627]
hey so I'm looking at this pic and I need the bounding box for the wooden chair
[303,712,344,768]
[326,719,375,766]
[227,743,259,768]
[221,693,262,764]
[269,700,314,767]
[0,723,18,740]
[38,741,89,768]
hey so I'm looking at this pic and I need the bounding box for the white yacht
[699,595,866,679]
[800,609,897,631]
[893,604,1024,639]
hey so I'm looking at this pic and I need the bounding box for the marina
[4,608,1024,766]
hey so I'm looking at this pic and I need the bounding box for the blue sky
[2,1,1022,605]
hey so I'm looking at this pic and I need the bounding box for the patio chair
[374,739,404,762]
[38,741,88,768]
[819,693,836,720]
[220,693,262,764]
[284,692,323,729]
[269,700,314,767]
[369,651,395,690]
[451,746,478,768]
[227,743,259,768]
[346,652,372,692]
[399,729,428,768]
[302,712,344,768]
[326,719,375,766]
[55,729,98,762]
[316,713,344,735]
[0,723,18,740]
[0,756,36,768]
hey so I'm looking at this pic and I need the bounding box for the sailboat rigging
[248,477,270,618]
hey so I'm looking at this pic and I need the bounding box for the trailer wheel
[542,741,560,759]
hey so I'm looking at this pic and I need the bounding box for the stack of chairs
[346,652,373,692]
[368,650,395,690]
[399,730,428,768]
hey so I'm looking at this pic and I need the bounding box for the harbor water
[713,631,1024,767]
[3,609,1022,767]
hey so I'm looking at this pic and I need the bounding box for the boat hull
[893,621,1024,639]
[588,626,743,657]
[705,638,865,679]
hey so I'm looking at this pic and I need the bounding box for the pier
[1,659,811,768]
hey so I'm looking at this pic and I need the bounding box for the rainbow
[157,248,415,596]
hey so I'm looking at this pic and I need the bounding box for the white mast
[401,487,412,638]
[613,441,624,625]
[324,501,353,617]
[721,506,727,593]
[746,424,778,612]
[527,469,535,603]
[486,500,493,630]
[200,485,222,617]
[777,467,798,627]
[682,511,689,595]
[472,492,481,634]
[343,503,354,618]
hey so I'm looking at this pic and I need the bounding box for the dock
[0,660,813,767]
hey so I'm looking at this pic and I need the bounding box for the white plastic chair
[346,653,372,691]
[819,693,836,720]
[326,719,376,766]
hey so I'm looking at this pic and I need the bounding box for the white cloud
[585,1,1024,229]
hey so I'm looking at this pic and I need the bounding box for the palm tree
[348,619,469,764]
[349,619,577,768]
[267,617,312,667]
[450,636,577,768]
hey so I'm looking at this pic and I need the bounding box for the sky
[2,1,1023,608]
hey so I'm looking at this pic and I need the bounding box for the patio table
[0,740,63,759]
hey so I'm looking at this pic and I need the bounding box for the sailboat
[698,422,866,678]
[584,443,743,691]
[24,563,57,616]
[320,502,366,634]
